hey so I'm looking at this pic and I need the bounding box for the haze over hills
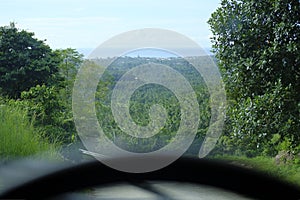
[77,47,213,58]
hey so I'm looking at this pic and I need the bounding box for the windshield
[0,0,299,196]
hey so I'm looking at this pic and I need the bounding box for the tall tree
[209,0,300,156]
[54,48,83,93]
[0,23,61,98]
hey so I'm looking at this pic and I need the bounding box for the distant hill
[77,47,213,58]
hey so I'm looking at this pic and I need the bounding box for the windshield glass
[0,0,299,194]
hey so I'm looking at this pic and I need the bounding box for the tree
[0,22,61,98]
[55,48,83,84]
[209,0,300,156]
[54,48,83,99]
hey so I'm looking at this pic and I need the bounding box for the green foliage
[18,84,76,144]
[94,57,211,154]
[209,0,300,157]
[54,48,83,89]
[1,48,84,145]
[209,0,300,98]
[222,80,299,156]
[0,23,61,98]
[1,47,83,145]
[0,103,58,161]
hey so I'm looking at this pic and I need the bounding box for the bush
[221,80,299,157]
[18,84,76,144]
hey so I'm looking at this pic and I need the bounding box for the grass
[0,104,59,161]
[0,104,61,192]
[212,155,300,188]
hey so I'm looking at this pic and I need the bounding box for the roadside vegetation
[0,103,59,161]
[208,0,300,186]
[0,22,83,161]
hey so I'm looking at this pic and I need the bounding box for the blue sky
[1,0,221,53]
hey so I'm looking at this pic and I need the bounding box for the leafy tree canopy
[209,0,300,156]
[209,0,299,99]
[0,22,61,98]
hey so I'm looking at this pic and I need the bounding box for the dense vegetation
[208,0,300,186]
[94,56,211,154]
[0,23,83,160]
[209,0,300,158]
[0,23,61,99]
